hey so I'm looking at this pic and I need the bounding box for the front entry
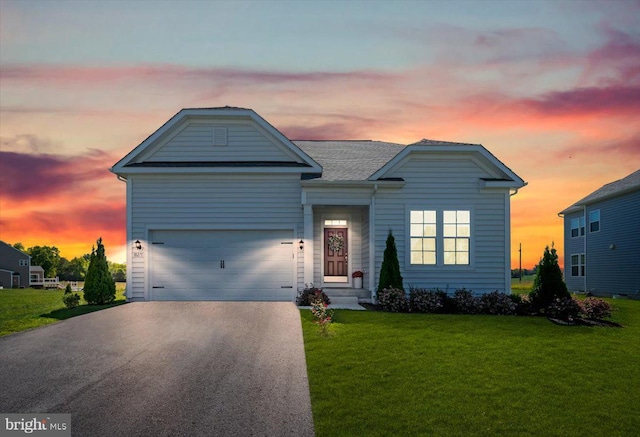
[324,228,348,282]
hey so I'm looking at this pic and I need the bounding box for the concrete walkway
[0,302,314,437]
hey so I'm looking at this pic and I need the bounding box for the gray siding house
[0,241,31,288]
[559,169,640,297]
[111,107,526,302]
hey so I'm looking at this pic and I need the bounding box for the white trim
[369,188,377,297]
[303,205,314,286]
[504,191,511,293]
[125,178,133,300]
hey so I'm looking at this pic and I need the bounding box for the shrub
[529,243,569,310]
[62,283,81,309]
[546,297,582,322]
[581,297,612,319]
[510,293,535,316]
[409,288,444,313]
[83,237,116,305]
[378,287,408,312]
[297,285,330,306]
[310,296,334,337]
[479,291,517,315]
[378,230,403,292]
[452,289,479,314]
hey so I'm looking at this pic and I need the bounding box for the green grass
[301,299,640,436]
[511,275,535,294]
[0,285,126,336]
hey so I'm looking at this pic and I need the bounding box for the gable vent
[213,127,228,146]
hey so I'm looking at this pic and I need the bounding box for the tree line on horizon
[11,242,125,282]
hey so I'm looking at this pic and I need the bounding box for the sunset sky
[1,0,639,269]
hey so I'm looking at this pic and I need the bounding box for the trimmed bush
[479,291,517,315]
[378,230,403,292]
[452,289,479,314]
[378,288,408,312]
[409,288,444,313]
[530,243,569,310]
[297,285,330,306]
[581,297,612,319]
[83,237,116,305]
[62,283,81,309]
[547,297,581,322]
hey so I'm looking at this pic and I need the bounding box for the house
[559,169,640,298]
[110,107,526,302]
[0,241,31,288]
[0,241,60,289]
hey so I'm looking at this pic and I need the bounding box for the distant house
[559,169,640,298]
[0,241,31,288]
[111,107,526,302]
[0,241,60,289]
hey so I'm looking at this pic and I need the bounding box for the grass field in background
[0,284,126,336]
[301,299,639,436]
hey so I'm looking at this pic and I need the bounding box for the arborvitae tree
[529,243,569,310]
[378,229,404,292]
[83,237,116,305]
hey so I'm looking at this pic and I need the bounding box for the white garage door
[149,230,294,301]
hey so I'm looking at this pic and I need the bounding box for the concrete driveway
[0,302,314,437]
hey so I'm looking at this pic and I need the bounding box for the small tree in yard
[378,229,403,292]
[62,283,81,309]
[529,243,569,310]
[83,237,116,305]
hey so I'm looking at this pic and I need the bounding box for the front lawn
[301,299,639,436]
[0,285,126,336]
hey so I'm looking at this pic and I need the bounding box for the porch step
[327,296,359,305]
[323,287,371,301]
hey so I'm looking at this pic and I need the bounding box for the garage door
[149,230,294,301]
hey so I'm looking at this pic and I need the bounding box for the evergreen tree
[378,229,403,292]
[83,238,116,305]
[529,243,569,310]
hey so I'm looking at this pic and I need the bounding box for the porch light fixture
[135,240,142,250]
[299,239,304,251]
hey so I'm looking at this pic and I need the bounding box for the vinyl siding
[373,157,511,293]
[143,121,300,162]
[128,173,303,300]
[584,191,640,296]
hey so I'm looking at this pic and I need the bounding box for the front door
[324,228,348,282]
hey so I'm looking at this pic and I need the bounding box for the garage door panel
[150,230,293,301]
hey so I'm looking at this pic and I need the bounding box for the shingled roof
[294,140,406,181]
[560,169,640,214]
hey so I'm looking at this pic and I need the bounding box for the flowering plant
[327,234,345,252]
[310,296,334,337]
[352,271,364,278]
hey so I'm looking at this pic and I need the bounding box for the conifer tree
[529,243,569,310]
[378,229,403,292]
[83,237,116,305]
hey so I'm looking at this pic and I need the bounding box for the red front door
[324,228,348,276]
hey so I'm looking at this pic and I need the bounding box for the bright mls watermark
[1,414,70,436]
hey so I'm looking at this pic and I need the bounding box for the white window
[19,259,29,266]
[409,209,471,266]
[571,217,585,238]
[589,210,600,233]
[324,219,347,226]
[571,254,585,277]
[443,210,470,265]
[410,210,436,264]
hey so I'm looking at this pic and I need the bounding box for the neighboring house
[0,241,31,288]
[559,169,640,298]
[0,241,60,289]
[111,107,526,302]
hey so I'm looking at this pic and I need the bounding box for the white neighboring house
[110,107,526,302]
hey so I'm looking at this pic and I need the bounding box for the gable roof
[0,240,30,258]
[560,169,640,215]
[111,107,322,175]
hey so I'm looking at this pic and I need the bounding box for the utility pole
[519,243,522,283]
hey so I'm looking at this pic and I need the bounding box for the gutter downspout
[583,205,587,293]
[369,183,378,302]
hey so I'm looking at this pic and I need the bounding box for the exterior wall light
[299,239,304,251]
[135,240,142,250]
